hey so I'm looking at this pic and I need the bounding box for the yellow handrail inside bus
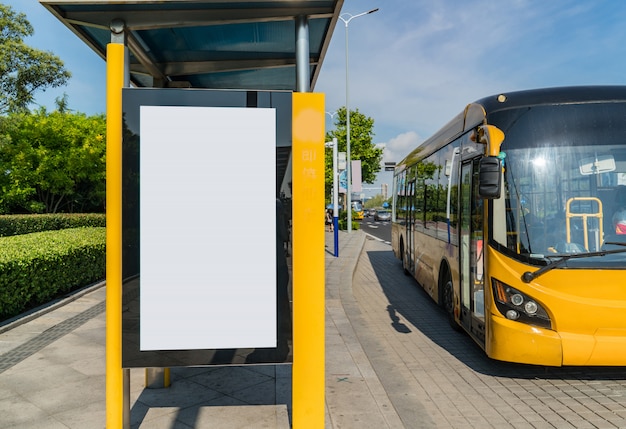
[565,197,603,251]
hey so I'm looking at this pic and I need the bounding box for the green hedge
[0,213,106,237]
[338,210,360,231]
[0,227,106,320]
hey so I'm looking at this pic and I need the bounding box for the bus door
[405,179,416,274]
[459,158,485,342]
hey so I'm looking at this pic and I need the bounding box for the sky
[7,0,626,197]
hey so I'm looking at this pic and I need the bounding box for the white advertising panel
[139,105,276,351]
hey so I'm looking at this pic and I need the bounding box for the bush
[0,213,105,237]
[0,227,105,320]
[338,210,360,231]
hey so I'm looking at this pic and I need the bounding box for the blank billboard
[139,105,276,351]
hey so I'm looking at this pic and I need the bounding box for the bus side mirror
[479,156,502,199]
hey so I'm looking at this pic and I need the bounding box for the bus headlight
[492,278,552,329]
[506,310,519,320]
[524,301,538,315]
[510,294,524,306]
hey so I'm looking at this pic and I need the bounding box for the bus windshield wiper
[522,246,626,283]
[604,241,626,247]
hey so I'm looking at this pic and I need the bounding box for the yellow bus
[391,86,626,366]
[351,200,364,220]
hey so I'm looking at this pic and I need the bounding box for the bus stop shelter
[40,1,342,427]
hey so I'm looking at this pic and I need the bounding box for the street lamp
[338,7,379,233]
[325,138,339,257]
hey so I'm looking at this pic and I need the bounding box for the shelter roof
[40,0,343,91]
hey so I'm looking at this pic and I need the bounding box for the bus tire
[442,275,461,331]
[400,238,410,276]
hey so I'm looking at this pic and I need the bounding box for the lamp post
[338,7,379,233]
[325,138,339,257]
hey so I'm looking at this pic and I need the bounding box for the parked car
[374,209,391,221]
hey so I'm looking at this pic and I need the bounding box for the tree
[325,107,383,202]
[0,4,71,114]
[364,194,388,209]
[0,102,106,213]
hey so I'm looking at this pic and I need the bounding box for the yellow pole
[292,92,325,428]
[106,42,125,428]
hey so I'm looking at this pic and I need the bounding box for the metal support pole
[295,15,310,93]
[344,22,352,233]
[106,19,127,429]
[332,137,339,256]
[123,369,130,429]
[292,93,325,428]
[145,367,171,389]
[294,16,326,428]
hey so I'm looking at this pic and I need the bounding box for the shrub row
[338,209,360,231]
[0,213,105,237]
[0,227,106,320]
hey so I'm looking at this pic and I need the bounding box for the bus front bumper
[487,315,562,366]
[488,315,626,366]
[560,329,626,366]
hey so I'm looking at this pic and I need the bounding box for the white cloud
[381,131,421,165]
[318,0,543,142]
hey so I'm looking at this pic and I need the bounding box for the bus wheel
[400,239,409,276]
[443,276,461,331]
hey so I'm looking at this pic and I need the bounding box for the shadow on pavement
[364,248,626,381]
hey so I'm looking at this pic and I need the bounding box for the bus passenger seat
[613,209,626,235]
[603,213,626,249]
[612,186,626,235]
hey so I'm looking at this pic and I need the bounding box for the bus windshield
[490,102,626,267]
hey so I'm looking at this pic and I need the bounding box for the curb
[0,280,106,334]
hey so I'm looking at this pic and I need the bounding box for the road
[359,215,391,244]
[342,236,626,428]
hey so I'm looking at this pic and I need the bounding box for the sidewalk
[0,229,392,428]
[324,231,404,428]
